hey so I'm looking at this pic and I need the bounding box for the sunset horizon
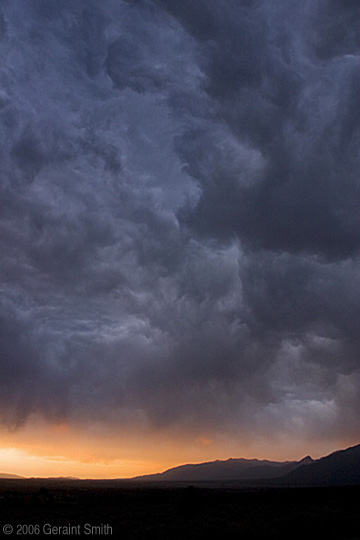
[1,415,359,479]
[1,0,360,504]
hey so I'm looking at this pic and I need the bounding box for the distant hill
[281,443,360,486]
[46,476,80,481]
[0,473,25,479]
[133,455,314,483]
[0,474,79,480]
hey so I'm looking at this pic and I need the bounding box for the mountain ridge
[132,444,360,486]
[133,455,313,482]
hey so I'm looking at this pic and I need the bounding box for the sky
[0,0,359,478]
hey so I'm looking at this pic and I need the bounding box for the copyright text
[2,523,113,536]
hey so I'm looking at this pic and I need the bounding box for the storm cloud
[0,0,359,444]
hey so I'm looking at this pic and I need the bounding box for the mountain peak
[284,443,360,486]
[298,455,314,465]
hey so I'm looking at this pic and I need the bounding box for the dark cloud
[174,0,360,259]
[0,296,71,427]
[0,0,359,446]
[312,0,360,60]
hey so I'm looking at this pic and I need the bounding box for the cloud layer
[0,0,359,446]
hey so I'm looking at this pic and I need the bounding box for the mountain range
[133,443,360,486]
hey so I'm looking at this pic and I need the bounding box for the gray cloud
[175,0,360,259]
[0,0,359,446]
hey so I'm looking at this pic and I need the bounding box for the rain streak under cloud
[0,0,360,460]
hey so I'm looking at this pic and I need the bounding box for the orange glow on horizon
[0,417,358,479]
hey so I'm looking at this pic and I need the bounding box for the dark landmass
[0,479,359,539]
[133,457,301,482]
[282,443,360,486]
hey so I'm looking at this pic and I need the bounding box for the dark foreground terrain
[0,479,359,539]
